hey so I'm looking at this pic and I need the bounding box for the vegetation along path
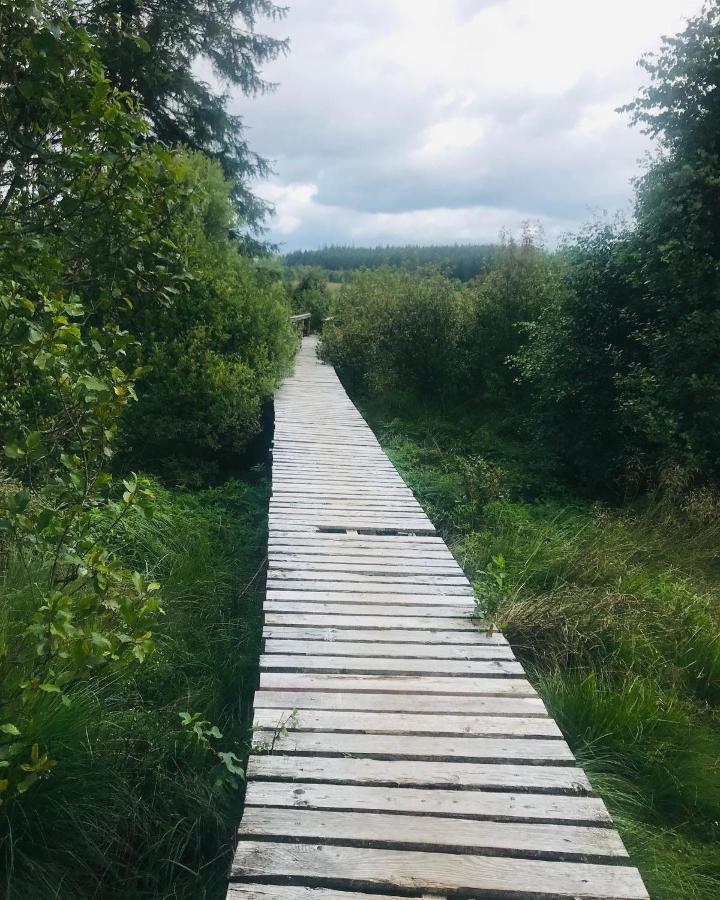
[227,337,648,900]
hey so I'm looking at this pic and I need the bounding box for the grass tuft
[0,473,269,899]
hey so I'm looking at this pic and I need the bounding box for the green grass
[0,471,269,899]
[357,394,720,900]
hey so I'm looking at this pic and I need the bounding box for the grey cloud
[238,1,677,248]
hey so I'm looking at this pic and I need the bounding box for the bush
[119,153,296,475]
[0,10,286,894]
[516,6,720,491]
[322,267,473,397]
[467,226,564,397]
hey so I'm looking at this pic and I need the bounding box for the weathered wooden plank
[253,689,547,716]
[227,887,401,900]
[267,543,452,557]
[263,602,476,618]
[267,570,470,587]
[251,730,574,763]
[268,521,437,533]
[270,496,422,508]
[268,532,445,546]
[265,589,474,607]
[266,578,473,595]
[263,613,480,630]
[247,755,592,793]
[268,518,435,531]
[230,842,649,899]
[268,556,463,574]
[237,807,627,861]
[262,639,514,658]
[252,709,558,737]
[259,654,524,678]
[244,781,611,825]
[269,561,464,577]
[259,673,538,696]
[262,625,507,644]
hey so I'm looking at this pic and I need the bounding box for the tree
[517,4,720,489]
[68,0,289,232]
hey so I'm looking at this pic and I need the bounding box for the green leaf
[218,752,245,776]
[0,724,20,737]
[25,431,44,459]
[133,35,152,53]
[8,491,30,514]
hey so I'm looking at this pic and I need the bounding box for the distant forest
[284,243,496,281]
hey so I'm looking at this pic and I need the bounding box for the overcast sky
[235,0,702,250]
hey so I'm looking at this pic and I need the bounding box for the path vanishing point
[227,336,649,900]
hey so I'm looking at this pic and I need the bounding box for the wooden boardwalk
[228,338,648,900]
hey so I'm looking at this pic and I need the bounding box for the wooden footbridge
[228,338,648,900]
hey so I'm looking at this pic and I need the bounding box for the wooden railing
[290,312,310,336]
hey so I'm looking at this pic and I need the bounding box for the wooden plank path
[228,337,648,900]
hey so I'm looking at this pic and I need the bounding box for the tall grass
[358,395,720,900]
[0,473,268,899]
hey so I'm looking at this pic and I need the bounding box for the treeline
[323,5,720,493]
[0,2,293,896]
[284,242,496,281]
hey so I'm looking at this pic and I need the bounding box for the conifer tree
[70,0,288,232]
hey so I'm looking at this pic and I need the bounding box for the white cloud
[241,0,702,249]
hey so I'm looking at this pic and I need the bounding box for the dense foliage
[322,267,472,396]
[284,242,496,281]
[0,4,291,895]
[321,229,555,401]
[118,152,295,477]
[68,0,288,231]
[2,476,268,898]
[516,4,720,489]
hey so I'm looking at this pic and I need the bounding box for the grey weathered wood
[226,337,646,900]
[259,672,539,696]
[263,613,481,630]
[251,730,574,763]
[259,653,525,677]
[230,842,649,898]
[237,807,627,860]
[262,639,514,658]
[244,781,612,824]
[247,755,593,793]
[265,588,475,607]
[266,578,473,594]
[262,625,508,645]
[253,689,547,716]
[228,888,402,900]
[266,571,473,589]
[252,709,559,737]
[263,602,477,618]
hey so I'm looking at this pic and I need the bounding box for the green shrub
[119,153,296,475]
[322,267,473,397]
[516,6,720,490]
